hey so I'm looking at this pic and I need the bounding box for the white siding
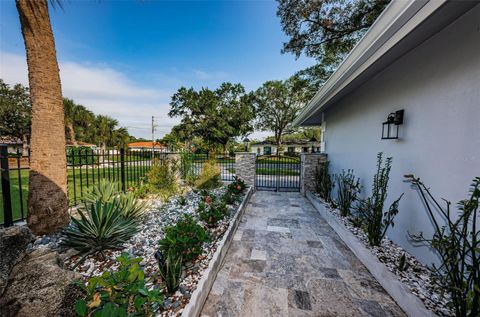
[323,5,480,265]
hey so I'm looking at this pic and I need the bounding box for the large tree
[16,0,70,234]
[253,77,310,151]
[277,0,390,91]
[63,98,94,145]
[0,80,31,154]
[169,83,255,153]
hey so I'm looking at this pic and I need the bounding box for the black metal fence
[0,145,236,226]
[255,154,301,191]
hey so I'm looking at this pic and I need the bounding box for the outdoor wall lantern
[382,109,404,140]
[243,137,250,152]
[309,137,318,153]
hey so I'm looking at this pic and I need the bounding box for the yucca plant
[155,250,183,294]
[62,200,140,256]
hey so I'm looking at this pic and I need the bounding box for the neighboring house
[251,140,321,156]
[293,1,480,265]
[128,141,167,152]
[0,136,27,156]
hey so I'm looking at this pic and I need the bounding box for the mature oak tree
[253,77,310,151]
[277,0,390,91]
[169,83,255,154]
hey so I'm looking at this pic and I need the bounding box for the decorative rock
[0,249,81,317]
[0,226,34,295]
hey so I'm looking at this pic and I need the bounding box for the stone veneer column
[235,152,256,187]
[300,153,328,196]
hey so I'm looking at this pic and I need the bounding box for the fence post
[120,148,126,192]
[0,145,13,226]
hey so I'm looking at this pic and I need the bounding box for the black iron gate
[255,155,301,191]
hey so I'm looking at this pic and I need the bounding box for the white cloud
[192,69,228,81]
[0,51,177,139]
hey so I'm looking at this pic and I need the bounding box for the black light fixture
[309,136,317,153]
[243,137,250,152]
[382,109,404,140]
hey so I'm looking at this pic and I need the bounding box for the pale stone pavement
[201,191,405,317]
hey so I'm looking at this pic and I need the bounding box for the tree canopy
[0,79,31,145]
[168,82,255,152]
[277,0,390,91]
[253,76,310,148]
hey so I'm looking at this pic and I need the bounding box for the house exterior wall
[322,6,480,265]
[250,144,317,156]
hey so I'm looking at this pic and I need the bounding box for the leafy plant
[198,201,228,227]
[75,253,163,317]
[155,250,183,295]
[335,169,361,217]
[405,175,480,317]
[314,160,333,202]
[62,182,145,260]
[179,152,197,184]
[158,215,210,263]
[195,159,221,189]
[227,176,247,195]
[146,160,178,200]
[355,153,403,246]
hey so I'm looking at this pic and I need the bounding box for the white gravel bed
[315,194,453,317]
[31,186,246,316]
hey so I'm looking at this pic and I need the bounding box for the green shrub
[179,152,197,184]
[130,184,150,199]
[405,175,480,317]
[155,250,183,294]
[62,181,145,256]
[314,160,333,202]
[198,201,228,227]
[335,169,361,217]
[227,176,247,195]
[146,160,178,200]
[75,253,163,316]
[195,160,221,189]
[158,215,209,263]
[355,153,403,246]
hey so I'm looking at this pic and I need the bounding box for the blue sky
[0,0,315,139]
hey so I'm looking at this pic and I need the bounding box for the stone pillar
[235,152,256,187]
[166,153,181,181]
[300,153,327,196]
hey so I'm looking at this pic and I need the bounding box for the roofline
[293,0,449,127]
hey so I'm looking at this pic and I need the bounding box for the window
[257,148,260,154]
[287,147,295,153]
[302,147,309,153]
[264,146,272,155]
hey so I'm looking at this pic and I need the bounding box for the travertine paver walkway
[201,191,405,317]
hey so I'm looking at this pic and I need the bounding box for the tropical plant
[75,253,163,317]
[155,250,183,294]
[405,175,480,317]
[15,0,70,235]
[356,153,403,246]
[195,160,221,189]
[335,169,361,217]
[158,215,209,263]
[314,160,333,202]
[198,201,228,227]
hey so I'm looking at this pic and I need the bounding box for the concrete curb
[306,191,436,317]
[181,186,254,317]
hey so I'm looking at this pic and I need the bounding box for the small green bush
[146,160,178,200]
[335,169,361,217]
[155,250,183,295]
[67,146,97,166]
[75,253,163,317]
[198,201,228,227]
[227,176,247,195]
[195,160,221,189]
[158,215,209,263]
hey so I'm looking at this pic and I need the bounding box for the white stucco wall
[323,5,480,265]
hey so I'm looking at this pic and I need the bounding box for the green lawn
[256,155,300,164]
[256,167,300,176]
[0,165,151,224]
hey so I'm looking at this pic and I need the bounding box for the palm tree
[95,115,118,151]
[64,98,79,145]
[15,0,70,234]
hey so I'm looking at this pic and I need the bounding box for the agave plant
[61,200,140,256]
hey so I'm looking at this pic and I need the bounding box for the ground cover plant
[405,175,480,317]
[155,250,183,295]
[198,200,228,227]
[75,253,163,316]
[355,153,403,246]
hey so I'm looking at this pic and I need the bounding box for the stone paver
[201,191,405,317]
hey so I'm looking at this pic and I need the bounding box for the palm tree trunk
[16,0,69,235]
[68,122,77,145]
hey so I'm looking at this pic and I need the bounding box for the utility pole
[151,116,155,155]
